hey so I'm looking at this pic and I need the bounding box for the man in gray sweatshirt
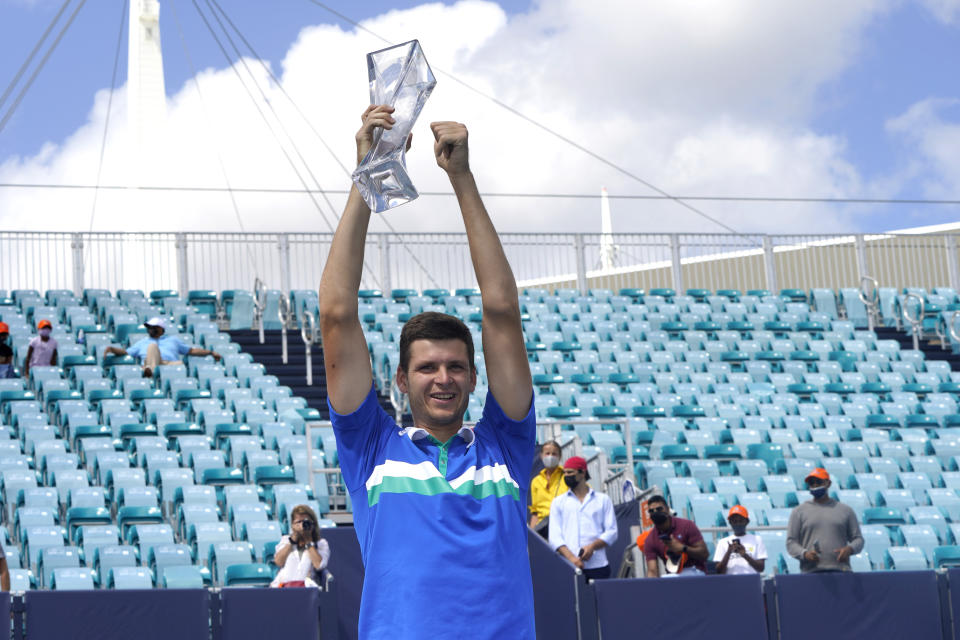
[786,467,864,572]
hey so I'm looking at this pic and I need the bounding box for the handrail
[278,294,290,365]
[902,292,925,351]
[950,310,960,345]
[858,276,879,331]
[388,377,408,425]
[301,309,319,386]
[253,277,266,345]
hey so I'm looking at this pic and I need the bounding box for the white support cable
[302,0,750,241]
[4,181,960,207]
[0,0,89,136]
[87,0,128,233]
[188,0,341,236]
[206,0,439,289]
[168,0,261,278]
[194,0,385,287]
[0,0,73,113]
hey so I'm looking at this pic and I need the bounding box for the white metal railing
[4,230,960,297]
[858,275,879,332]
[901,292,925,350]
[278,293,290,364]
[301,309,319,386]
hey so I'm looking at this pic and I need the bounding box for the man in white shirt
[548,456,618,580]
[713,505,767,575]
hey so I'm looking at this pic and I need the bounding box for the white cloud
[918,0,960,24]
[0,0,901,238]
[886,97,960,197]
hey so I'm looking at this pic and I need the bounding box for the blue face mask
[809,486,828,499]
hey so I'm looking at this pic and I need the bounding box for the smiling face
[396,338,477,432]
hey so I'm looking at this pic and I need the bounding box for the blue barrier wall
[592,575,768,640]
[23,589,211,640]
[219,587,321,639]
[529,531,579,640]
[774,571,943,640]
[323,526,365,640]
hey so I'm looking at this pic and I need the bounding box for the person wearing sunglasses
[787,468,863,573]
[271,504,330,588]
[642,494,708,577]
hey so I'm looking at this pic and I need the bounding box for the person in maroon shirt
[643,494,709,577]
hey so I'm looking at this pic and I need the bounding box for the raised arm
[431,122,532,420]
[319,106,398,414]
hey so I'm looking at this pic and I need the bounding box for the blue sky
[1,0,959,235]
[0,0,532,159]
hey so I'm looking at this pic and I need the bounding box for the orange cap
[728,505,749,520]
[805,467,830,483]
[0,322,8,333]
[37,319,52,329]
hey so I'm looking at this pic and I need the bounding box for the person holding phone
[714,505,767,575]
[271,504,330,588]
[643,494,709,577]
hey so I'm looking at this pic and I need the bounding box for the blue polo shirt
[330,384,536,640]
[126,335,191,362]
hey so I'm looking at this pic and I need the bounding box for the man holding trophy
[319,41,536,639]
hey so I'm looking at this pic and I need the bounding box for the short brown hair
[290,504,320,544]
[399,312,475,373]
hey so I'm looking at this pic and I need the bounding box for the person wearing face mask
[104,317,221,378]
[713,505,767,575]
[0,322,14,379]
[786,468,863,573]
[23,319,58,379]
[529,440,564,533]
[643,494,709,577]
[548,456,618,580]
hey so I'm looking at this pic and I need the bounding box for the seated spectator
[271,505,330,588]
[0,322,14,378]
[548,456,618,580]
[23,319,58,378]
[104,317,220,378]
[643,494,708,577]
[529,440,564,533]
[713,505,767,575]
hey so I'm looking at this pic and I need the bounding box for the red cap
[37,319,52,329]
[0,322,8,333]
[728,505,749,520]
[805,468,830,483]
[563,456,588,471]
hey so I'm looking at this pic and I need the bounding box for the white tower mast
[128,0,167,176]
[599,186,618,270]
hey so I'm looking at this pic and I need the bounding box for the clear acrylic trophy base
[352,147,419,212]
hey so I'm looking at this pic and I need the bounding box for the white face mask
[542,454,560,469]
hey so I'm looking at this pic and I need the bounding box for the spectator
[548,456,618,580]
[0,322,13,378]
[104,317,220,378]
[0,541,8,591]
[271,504,330,588]
[319,108,536,638]
[787,467,863,573]
[643,494,708,577]
[714,505,767,575]
[529,440,564,532]
[23,319,58,378]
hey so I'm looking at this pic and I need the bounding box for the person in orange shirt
[529,440,564,533]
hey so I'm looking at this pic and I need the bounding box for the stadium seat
[223,563,274,587]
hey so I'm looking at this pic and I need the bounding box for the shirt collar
[401,425,476,449]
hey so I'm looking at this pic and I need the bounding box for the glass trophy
[352,39,437,213]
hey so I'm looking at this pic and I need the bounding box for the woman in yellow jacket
[529,441,565,532]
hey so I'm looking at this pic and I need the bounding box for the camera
[301,520,313,529]
[731,538,740,545]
